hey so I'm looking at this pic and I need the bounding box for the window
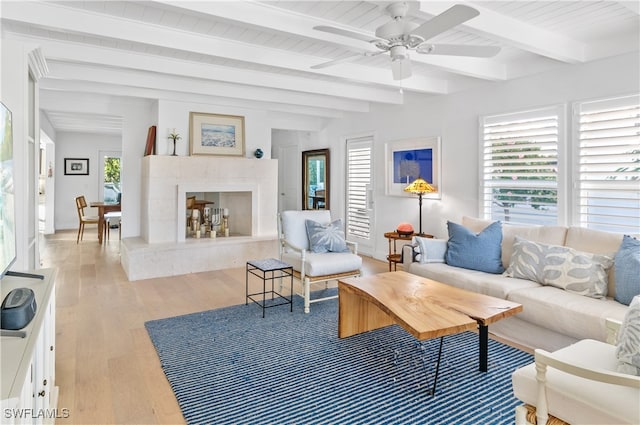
[574,94,640,234]
[481,105,563,226]
[346,137,373,240]
[100,152,121,203]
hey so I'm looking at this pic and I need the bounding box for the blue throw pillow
[445,220,504,274]
[305,219,350,253]
[614,235,640,306]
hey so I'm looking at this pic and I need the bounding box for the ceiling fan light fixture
[390,45,408,61]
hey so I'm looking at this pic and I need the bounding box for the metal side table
[246,258,294,317]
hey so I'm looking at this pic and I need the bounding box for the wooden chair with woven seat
[278,210,362,313]
[75,195,99,243]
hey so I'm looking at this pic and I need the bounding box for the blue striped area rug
[145,289,532,425]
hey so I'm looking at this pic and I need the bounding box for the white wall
[324,52,640,261]
[156,99,271,159]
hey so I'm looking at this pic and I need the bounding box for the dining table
[90,201,121,244]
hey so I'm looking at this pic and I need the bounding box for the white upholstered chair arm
[533,348,640,424]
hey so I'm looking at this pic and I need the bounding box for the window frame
[571,93,640,234]
[478,104,567,226]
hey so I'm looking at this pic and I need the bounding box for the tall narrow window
[481,106,563,225]
[575,94,640,233]
[346,136,373,241]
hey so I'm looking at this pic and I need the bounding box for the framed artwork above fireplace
[189,112,245,157]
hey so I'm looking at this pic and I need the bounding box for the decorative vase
[171,138,177,156]
[254,148,264,159]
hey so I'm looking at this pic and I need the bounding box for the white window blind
[346,138,372,240]
[575,94,640,234]
[481,106,562,225]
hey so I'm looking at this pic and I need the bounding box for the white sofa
[402,216,631,352]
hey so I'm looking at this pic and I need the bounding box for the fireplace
[121,156,279,281]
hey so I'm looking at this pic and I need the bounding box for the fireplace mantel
[121,155,279,281]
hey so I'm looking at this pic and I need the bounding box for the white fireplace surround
[121,156,279,281]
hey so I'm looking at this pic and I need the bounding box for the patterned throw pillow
[506,236,614,298]
[305,219,350,253]
[415,237,447,264]
[616,295,640,375]
[614,235,640,306]
[445,220,504,274]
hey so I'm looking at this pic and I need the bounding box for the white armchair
[512,318,640,425]
[278,210,362,313]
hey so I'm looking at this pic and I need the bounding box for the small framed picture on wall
[64,158,89,175]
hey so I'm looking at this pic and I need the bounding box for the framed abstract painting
[385,136,441,199]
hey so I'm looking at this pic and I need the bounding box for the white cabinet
[1,269,58,425]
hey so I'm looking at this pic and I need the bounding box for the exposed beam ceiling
[1,0,637,135]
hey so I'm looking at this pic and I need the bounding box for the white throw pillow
[415,237,447,264]
[506,236,614,298]
[616,295,640,375]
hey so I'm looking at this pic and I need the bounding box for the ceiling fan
[311,1,500,80]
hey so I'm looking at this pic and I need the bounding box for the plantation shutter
[575,94,640,234]
[346,137,372,240]
[481,106,562,225]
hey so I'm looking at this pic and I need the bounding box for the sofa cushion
[460,216,567,267]
[407,262,539,299]
[507,286,628,341]
[512,339,640,425]
[506,236,614,299]
[565,226,624,297]
[280,251,362,277]
[616,295,640,375]
[305,219,349,253]
[445,220,504,274]
[415,237,447,264]
[614,235,640,306]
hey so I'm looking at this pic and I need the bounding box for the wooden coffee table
[338,271,522,375]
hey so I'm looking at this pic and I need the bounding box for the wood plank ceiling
[1,1,638,135]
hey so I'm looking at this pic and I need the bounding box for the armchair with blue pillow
[279,210,362,313]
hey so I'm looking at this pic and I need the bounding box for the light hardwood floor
[40,230,389,424]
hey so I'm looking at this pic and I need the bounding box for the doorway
[346,135,374,254]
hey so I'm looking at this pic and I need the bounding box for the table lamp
[403,177,435,235]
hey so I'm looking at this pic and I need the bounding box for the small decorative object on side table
[384,230,433,272]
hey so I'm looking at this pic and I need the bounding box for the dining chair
[75,195,99,243]
[103,211,122,241]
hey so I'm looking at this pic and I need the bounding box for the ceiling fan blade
[311,54,363,70]
[412,5,479,42]
[417,44,501,58]
[391,57,412,80]
[313,25,380,44]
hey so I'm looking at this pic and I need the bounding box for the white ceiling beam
[2,1,447,94]
[39,75,349,120]
[618,1,640,15]
[43,60,369,114]
[158,0,506,81]
[417,1,587,64]
[25,37,402,106]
